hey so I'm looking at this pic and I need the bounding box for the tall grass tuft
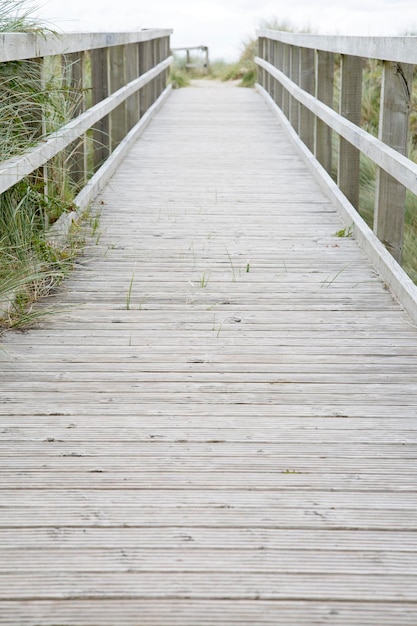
[0,0,85,330]
[0,0,48,33]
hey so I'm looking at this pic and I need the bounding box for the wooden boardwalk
[1,81,417,625]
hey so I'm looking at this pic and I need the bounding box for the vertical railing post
[139,39,153,117]
[315,50,334,174]
[64,52,86,189]
[125,43,140,131]
[258,37,266,89]
[338,54,363,208]
[267,38,274,97]
[91,47,110,169]
[282,43,290,118]
[204,46,209,74]
[270,40,278,102]
[274,41,284,107]
[374,61,413,263]
[154,38,162,99]
[108,44,127,151]
[264,38,270,95]
[164,37,169,89]
[290,45,300,131]
[299,47,315,152]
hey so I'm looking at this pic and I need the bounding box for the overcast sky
[36,0,417,61]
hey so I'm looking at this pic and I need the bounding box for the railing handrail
[0,29,173,63]
[0,56,173,196]
[256,29,417,323]
[257,29,417,64]
[0,29,173,216]
[255,56,417,196]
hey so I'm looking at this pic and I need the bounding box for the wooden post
[108,45,127,151]
[290,46,300,131]
[204,46,209,74]
[139,40,153,117]
[338,54,363,208]
[269,40,275,100]
[299,47,315,152]
[64,52,86,189]
[274,41,283,107]
[125,43,140,131]
[28,57,49,203]
[91,47,110,168]
[165,37,171,84]
[258,37,266,89]
[264,38,270,95]
[268,39,274,97]
[374,61,413,263]
[282,43,290,118]
[156,37,164,97]
[315,50,334,174]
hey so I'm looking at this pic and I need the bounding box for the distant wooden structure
[171,45,209,74]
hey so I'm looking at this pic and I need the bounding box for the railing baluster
[139,40,153,117]
[299,47,315,152]
[125,43,140,131]
[109,45,128,151]
[64,52,87,189]
[290,46,300,131]
[91,47,110,169]
[315,50,334,174]
[282,44,290,118]
[338,54,363,208]
[374,61,413,263]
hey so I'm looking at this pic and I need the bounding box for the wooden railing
[256,31,417,265]
[0,29,173,218]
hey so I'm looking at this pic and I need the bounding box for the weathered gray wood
[64,51,86,188]
[289,45,300,131]
[257,29,417,65]
[257,37,266,91]
[125,44,140,130]
[74,84,172,212]
[0,58,172,195]
[338,54,363,208]
[282,43,290,117]
[108,45,127,150]
[299,47,315,151]
[374,61,413,263]
[255,57,417,199]
[256,83,417,323]
[2,82,417,624]
[0,30,173,63]
[139,40,154,117]
[0,600,416,626]
[91,46,110,167]
[314,50,333,173]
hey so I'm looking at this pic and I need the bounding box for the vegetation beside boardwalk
[0,1,94,329]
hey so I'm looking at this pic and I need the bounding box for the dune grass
[0,0,87,330]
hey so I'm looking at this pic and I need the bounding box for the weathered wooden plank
[1,506,415,530]
[0,600,416,626]
[0,571,416,601]
[1,547,417,573]
[1,526,416,550]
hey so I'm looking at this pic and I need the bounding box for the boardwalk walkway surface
[1,81,417,625]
